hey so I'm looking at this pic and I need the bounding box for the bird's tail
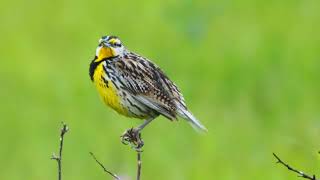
[177,106,207,132]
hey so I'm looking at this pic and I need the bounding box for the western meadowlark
[89,35,207,148]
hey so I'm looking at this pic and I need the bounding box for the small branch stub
[137,150,142,180]
[51,122,69,180]
[273,153,317,180]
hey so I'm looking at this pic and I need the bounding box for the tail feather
[177,107,207,132]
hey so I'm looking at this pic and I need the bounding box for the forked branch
[273,153,317,180]
[51,122,69,180]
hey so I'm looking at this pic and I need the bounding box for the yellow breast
[93,63,128,116]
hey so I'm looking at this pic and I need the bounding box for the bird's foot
[120,128,144,150]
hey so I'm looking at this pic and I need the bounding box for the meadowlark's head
[95,35,125,60]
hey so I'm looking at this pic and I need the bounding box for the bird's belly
[93,64,128,116]
[93,63,156,119]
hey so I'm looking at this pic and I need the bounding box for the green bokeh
[0,0,319,179]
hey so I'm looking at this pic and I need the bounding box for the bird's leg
[136,117,154,131]
[121,117,154,150]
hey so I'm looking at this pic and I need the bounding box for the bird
[89,35,207,148]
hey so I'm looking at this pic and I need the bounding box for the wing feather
[109,51,207,131]
[111,52,185,120]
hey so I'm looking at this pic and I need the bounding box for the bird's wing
[112,52,186,120]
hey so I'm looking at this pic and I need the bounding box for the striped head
[95,36,125,60]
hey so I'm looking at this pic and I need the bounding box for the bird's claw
[120,128,144,150]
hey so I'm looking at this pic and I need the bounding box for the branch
[273,153,317,180]
[136,150,142,180]
[51,122,69,180]
[89,152,121,180]
[121,128,144,180]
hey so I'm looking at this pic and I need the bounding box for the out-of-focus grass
[0,0,319,179]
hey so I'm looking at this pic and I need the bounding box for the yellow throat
[96,46,115,61]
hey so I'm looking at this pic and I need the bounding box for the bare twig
[136,150,142,180]
[273,153,317,180]
[51,122,69,180]
[90,152,121,180]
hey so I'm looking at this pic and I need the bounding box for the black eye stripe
[114,43,122,47]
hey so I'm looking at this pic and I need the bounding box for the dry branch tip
[51,122,69,180]
[273,153,317,180]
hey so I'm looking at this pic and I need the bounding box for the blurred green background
[0,0,319,179]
